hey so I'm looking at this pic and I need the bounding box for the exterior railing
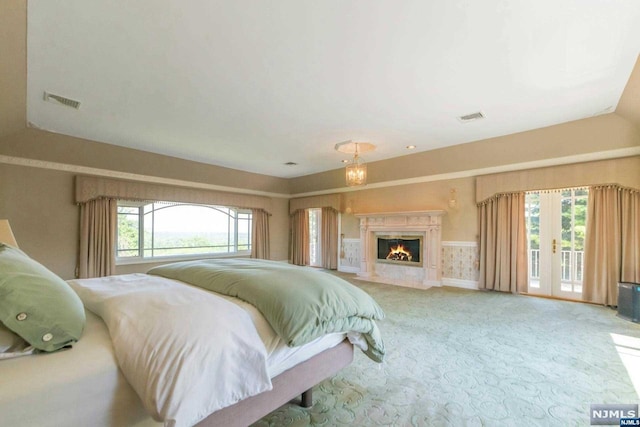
[529,249,583,283]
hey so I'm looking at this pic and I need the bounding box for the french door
[525,189,588,299]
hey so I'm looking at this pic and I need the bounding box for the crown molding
[0,155,291,199]
[290,146,640,197]
[2,146,638,199]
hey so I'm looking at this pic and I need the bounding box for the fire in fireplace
[376,235,422,267]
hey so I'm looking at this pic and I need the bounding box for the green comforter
[148,259,385,362]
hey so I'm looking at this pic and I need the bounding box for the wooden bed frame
[196,339,354,427]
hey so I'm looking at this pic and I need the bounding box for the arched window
[117,201,252,262]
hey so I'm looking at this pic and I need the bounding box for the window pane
[238,214,250,251]
[525,193,540,284]
[117,209,140,257]
[117,202,252,260]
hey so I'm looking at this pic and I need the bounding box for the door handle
[552,239,557,254]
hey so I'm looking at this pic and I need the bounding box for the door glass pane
[561,191,573,290]
[560,189,588,293]
[573,192,588,291]
[308,209,321,266]
[525,193,540,289]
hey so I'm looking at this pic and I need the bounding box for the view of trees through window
[526,189,587,254]
[117,202,251,260]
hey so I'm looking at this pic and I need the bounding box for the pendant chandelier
[335,141,376,187]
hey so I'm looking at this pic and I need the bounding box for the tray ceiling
[26,0,640,178]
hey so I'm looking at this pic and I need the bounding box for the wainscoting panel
[441,241,479,290]
[339,238,360,273]
[339,239,479,289]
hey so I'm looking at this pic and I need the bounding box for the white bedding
[213,290,347,378]
[0,309,160,427]
[68,274,272,427]
[0,273,348,427]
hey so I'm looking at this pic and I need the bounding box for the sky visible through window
[148,204,231,233]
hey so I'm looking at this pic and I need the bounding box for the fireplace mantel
[355,210,445,288]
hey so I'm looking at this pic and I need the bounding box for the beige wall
[289,113,640,194]
[5,139,634,278]
[0,164,79,279]
[0,0,26,138]
[341,177,477,242]
[340,156,640,244]
[0,159,290,279]
[617,55,640,130]
[0,129,290,195]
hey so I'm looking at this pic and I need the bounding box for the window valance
[75,175,273,213]
[289,194,343,215]
[476,156,640,204]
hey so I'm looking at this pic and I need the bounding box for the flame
[386,244,413,262]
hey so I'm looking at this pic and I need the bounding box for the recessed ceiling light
[284,162,298,166]
[406,145,416,149]
[341,159,349,163]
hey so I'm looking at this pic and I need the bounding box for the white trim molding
[290,147,640,197]
[3,147,638,199]
[442,278,479,290]
[338,266,360,274]
[0,154,290,199]
[442,241,478,247]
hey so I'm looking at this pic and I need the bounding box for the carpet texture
[254,276,640,426]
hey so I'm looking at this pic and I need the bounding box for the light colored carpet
[254,275,640,426]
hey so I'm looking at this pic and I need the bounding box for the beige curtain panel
[251,209,270,260]
[291,209,309,266]
[478,192,528,293]
[321,207,339,270]
[620,189,640,284]
[583,186,640,305]
[79,198,117,279]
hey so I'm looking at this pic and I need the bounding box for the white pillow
[0,323,35,360]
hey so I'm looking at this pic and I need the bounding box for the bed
[0,245,385,427]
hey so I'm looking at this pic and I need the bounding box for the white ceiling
[27,0,640,178]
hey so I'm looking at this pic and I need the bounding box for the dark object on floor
[617,282,640,323]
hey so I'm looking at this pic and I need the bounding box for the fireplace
[377,236,422,267]
[355,210,445,288]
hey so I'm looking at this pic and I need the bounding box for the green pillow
[0,244,85,352]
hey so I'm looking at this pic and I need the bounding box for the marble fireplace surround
[355,211,445,288]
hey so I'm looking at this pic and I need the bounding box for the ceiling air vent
[43,91,81,109]
[457,111,484,123]
[284,162,298,166]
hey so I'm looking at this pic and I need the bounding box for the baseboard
[442,278,479,290]
[338,265,360,273]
